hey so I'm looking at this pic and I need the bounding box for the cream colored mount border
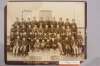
[59,61,80,64]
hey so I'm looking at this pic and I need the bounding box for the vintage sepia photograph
[5,1,87,65]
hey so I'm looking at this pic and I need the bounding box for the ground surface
[7,49,84,61]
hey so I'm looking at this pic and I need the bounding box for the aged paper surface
[5,1,86,64]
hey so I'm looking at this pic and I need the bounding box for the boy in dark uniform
[71,36,78,57]
[38,17,44,30]
[58,17,64,32]
[13,36,21,56]
[77,31,84,55]
[77,31,83,47]
[56,23,60,33]
[52,17,57,32]
[53,38,58,50]
[21,37,26,56]
[30,36,36,51]
[46,17,51,33]
[45,39,51,50]
[12,17,21,31]
[65,18,71,28]
[26,17,32,32]
[62,37,70,56]
[71,19,78,39]
[20,19,26,33]
[65,18,71,36]
[10,31,16,51]
[32,17,37,28]
[44,24,49,33]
